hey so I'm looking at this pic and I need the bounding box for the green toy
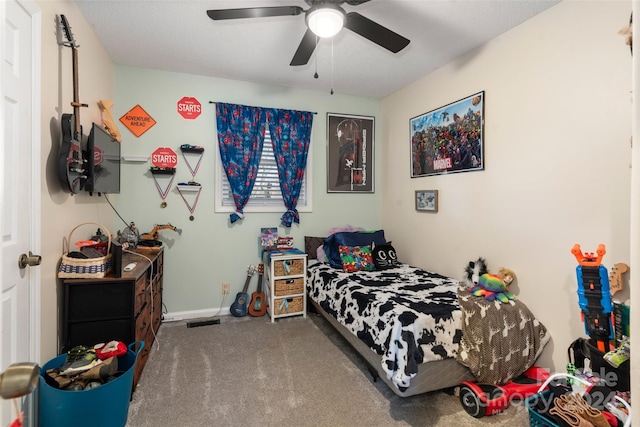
[470,272,516,304]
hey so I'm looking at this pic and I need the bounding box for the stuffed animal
[462,257,488,289]
[470,273,516,304]
[372,242,398,270]
[497,267,516,286]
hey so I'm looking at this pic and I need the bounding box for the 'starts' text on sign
[151,147,178,169]
[120,104,157,137]
[177,97,202,120]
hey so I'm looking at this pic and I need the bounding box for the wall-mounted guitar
[249,264,267,317]
[58,15,88,193]
[230,265,257,317]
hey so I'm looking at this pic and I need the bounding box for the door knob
[18,252,41,269]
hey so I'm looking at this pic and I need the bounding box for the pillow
[323,230,386,269]
[338,245,375,273]
[372,241,399,270]
[304,236,325,260]
[318,225,364,263]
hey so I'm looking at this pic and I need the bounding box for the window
[214,129,312,213]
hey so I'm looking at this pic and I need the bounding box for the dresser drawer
[274,277,304,296]
[134,275,148,317]
[136,303,151,340]
[273,296,303,315]
[273,258,304,276]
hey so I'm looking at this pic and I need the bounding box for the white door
[1,0,41,425]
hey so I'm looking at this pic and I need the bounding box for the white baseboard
[162,306,230,322]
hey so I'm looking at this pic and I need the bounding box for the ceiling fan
[206,0,410,66]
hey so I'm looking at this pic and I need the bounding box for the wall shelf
[122,155,149,162]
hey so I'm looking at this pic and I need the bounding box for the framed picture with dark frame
[327,113,374,193]
[415,190,438,212]
[410,91,484,178]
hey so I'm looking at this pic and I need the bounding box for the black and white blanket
[307,262,463,391]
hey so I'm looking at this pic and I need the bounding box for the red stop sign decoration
[177,96,202,120]
[151,147,178,168]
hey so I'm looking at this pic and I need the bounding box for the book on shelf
[260,227,278,251]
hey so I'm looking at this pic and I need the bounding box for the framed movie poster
[410,91,484,178]
[327,113,374,193]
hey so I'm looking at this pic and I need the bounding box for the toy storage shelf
[60,248,164,389]
[264,249,307,323]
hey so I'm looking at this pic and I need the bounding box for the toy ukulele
[230,265,257,317]
[248,264,267,317]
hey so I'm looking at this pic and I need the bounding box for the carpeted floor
[126,313,531,426]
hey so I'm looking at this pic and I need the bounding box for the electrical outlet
[222,282,230,295]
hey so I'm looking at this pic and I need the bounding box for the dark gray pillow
[304,236,325,260]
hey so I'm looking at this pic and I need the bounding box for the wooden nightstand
[264,249,307,323]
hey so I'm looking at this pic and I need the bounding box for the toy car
[459,366,551,418]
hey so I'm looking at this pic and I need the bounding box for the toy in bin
[526,373,632,427]
[459,366,551,418]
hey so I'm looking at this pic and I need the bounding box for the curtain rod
[208,101,317,115]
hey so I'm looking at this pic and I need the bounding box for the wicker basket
[58,222,112,279]
[273,296,303,315]
[274,278,304,296]
[273,258,304,276]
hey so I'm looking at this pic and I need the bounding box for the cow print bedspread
[307,262,463,391]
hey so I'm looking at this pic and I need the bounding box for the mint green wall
[114,65,381,314]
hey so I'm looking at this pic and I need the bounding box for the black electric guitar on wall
[58,15,88,193]
[248,264,267,317]
[230,265,257,317]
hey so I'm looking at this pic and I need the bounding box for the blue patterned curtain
[216,102,267,223]
[266,108,314,227]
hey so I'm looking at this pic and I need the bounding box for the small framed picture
[415,190,438,212]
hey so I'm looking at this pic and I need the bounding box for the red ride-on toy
[459,366,551,418]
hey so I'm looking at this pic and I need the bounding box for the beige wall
[381,1,632,371]
[37,0,115,361]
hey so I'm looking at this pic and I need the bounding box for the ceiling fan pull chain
[314,34,319,79]
[330,38,334,95]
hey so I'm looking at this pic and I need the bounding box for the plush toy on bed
[372,242,398,270]
[470,273,516,303]
[463,258,516,303]
[462,257,488,289]
[497,267,516,287]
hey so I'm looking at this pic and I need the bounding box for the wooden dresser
[60,248,163,388]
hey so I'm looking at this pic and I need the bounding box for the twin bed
[304,233,550,397]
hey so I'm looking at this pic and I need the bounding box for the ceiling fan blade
[345,12,410,53]
[290,28,317,66]
[207,6,304,21]
[345,0,371,5]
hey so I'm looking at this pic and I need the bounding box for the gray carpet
[126,313,531,426]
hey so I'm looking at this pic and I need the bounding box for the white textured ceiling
[75,0,560,99]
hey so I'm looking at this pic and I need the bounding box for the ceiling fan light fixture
[307,5,345,38]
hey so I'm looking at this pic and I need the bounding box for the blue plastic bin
[39,341,143,427]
